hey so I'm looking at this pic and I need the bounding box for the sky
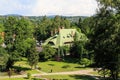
[0,0,98,16]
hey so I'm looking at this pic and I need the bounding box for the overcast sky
[0,0,98,16]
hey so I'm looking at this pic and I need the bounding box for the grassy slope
[14,57,88,73]
[38,61,88,73]
[0,58,98,80]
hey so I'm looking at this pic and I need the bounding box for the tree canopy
[90,0,120,79]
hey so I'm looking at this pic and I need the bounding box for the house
[42,27,87,48]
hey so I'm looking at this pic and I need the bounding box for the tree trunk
[103,69,106,79]
[111,70,117,80]
[115,71,118,80]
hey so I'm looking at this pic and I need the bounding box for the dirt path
[33,69,94,76]
[0,69,100,79]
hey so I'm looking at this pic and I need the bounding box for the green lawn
[0,58,97,80]
[38,61,88,73]
[0,72,8,76]
[14,59,40,75]
[14,58,88,73]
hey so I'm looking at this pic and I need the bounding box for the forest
[0,0,120,80]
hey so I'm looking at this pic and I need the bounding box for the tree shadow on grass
[13,66,31,72]
[62,65,70,68]
[48,64,55,66]
[50,78,68,80]
[74,66,83,68]
[69,75,97,80]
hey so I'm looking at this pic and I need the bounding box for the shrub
[27,72,31,79]
[39,45,56,61]
[38,67,41,70]
[80,58,91,67]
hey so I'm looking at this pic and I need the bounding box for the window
[48,41,55,45]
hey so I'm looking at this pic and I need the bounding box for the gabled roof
[42,28,87,48]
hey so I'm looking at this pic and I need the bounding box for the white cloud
[31,0,98,16]
[0,0,34,15]
[0,0,98,16]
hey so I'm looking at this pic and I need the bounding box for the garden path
[0,69,100,80]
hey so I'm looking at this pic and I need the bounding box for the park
[0,0,120,80]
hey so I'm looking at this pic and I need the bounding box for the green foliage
[0,24,4,44]
[0,15,93,74]
[80,58,91,67]
[70,41,83,59]
[0,24,4,32]
[97,0,120,13]
[28,49,39,69]
[92,0,120,79]
[27,39,39,69]
[34,16,71,41]
[70,32,88,59]
[81,17,95,38]
[39,45,56,61]
[70,27,88,59]
[34,16,52,41]
[3,16,35,69]
[52,16,62,28]
[27,72,31,79]
[0,47,9,70]
[19,38,36,56]
[57,46,69,58]
[60,46,70,56]
[74,17,95,65]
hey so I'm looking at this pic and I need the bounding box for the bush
[27,72,31,79]
[80,58,91,67]
[38,67,41,70]
[39,45,56,61]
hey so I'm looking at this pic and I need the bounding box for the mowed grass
[14,58,88,73]
[14,59,40,74]
[0,72,8,76]
[0,58,97,80]
[41,75,97,80]
[15,60,86,73]
[14,58,30,68]
[38,61,87,73]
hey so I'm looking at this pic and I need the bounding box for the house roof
[42,28,87,48]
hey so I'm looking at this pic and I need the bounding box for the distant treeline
[0,15,87,23]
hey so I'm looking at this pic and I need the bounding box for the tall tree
[70,30,88,59]
[4,16,20,69]
[92,0,120,79]
[34,16,52,41]
[0,47,8,71]
[27,38,39,69]
[96,0,120,13]
[4,16,34,69]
